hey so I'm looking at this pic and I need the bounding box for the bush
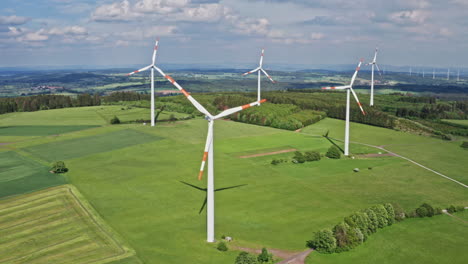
[110,115,120,124]
[392,203,406,221]
[363,209,378,233]
[257,248,273,263]
[306,229,336,253]
[326,145,341,159]
[415,206,428,217]
[447,205,457,213]
[51,161,68,173]
[271,159,280,165]
[344,212,370,240]
[332,222,362,252]
[235,251,258,264]
[292,151,306,163]
[383,203,395,226]
[420,203,435,217]
[370,205,389,228]
[217,241,228,251]
[460,141,468,149]
[304,151,321,161]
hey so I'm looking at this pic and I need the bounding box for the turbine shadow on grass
[323,133,345,154]
[179,181,247,214]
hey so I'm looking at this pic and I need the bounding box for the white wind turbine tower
[126,39,160,127]
[457,69,460,81]
[409,67,412,76]
[242,48,276,101]
[366,48,381,106]
[152,66,266,243]
[447,68,450,80]
[322,60,366,156]
[433,69,435,79]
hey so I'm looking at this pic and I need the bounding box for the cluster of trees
[50,161,68,173]
[0,93,101,114]
[292,151,321,163]
[234,248,274,264]
[230,103,326,131]
[308,202,465,254]
[306,203,397,253]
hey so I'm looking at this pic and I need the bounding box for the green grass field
[0,185,140,263]
[0,151,66,198]
[0,107,466,264]
[442,119,468,126]
[0,125,99,136]
[307,212,468,264]
[22,129,162,162]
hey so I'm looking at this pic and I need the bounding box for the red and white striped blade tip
[259,99,267,103]
[198,171,203,181]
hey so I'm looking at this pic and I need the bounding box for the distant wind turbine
[126,38,159,127]
[433,69,435,79]
[322,60,366,156]
[366,47,381,106]
[457,69,460,82]
[409,67,412,76]
[242,48,276,101]
[447,68,450,80]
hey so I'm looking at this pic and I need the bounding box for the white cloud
[0,15,30,25]
[91,0,138,22]
[176,3,226,22]
[388,10,430,25]
[18,31,49,42]
[47,26,88,36]
[134,0,189,14]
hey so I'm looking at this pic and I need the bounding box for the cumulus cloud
[175,3,227,22]
[0,15,30,25]
[134,0,189,14]
[91,0,138,22]
[46,26,88,36]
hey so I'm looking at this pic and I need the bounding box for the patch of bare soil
[239,149,297,159]
[232,246,313,264]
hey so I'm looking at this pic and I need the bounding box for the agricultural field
[307,211,468,264]
[0,185,140,263]
[0,106,467,263]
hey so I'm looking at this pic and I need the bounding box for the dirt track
[239,149,297,159]
[232,246,313,264]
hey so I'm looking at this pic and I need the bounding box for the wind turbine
[153,66,266,243]
[447,68,450,80]
[322,60,366,156]
[409,67,412,76]
[433,69,435,79]
[366,47,381,106]
[126,38,159,127]
[457,69,460,82]
[242,48,276,101]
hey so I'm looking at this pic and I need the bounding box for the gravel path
[232,246,313,264]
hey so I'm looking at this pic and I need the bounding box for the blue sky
[0,0,467,68]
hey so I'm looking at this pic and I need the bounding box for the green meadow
[307,212,468,264]
[0,106,466,263]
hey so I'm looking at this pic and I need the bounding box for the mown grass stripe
[0,198,66,224]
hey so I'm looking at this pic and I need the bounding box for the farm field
[0,185,140,263]
[302,118,468,183]
[306,212,468,264]
[0,107,466,263]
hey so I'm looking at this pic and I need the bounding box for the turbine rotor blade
[261,69,276,83]
[373,48,378,63]
[350,60,363,86]
[349,87,366,115]
[213,99,266,119]
[242,67,260,76]
[322,85,350,90]
[152,38,159,65]
[126,65,152,76]
[198,121,213,181]
[375,63,382,76]
[259,48,264,67]
[154,67,213,118]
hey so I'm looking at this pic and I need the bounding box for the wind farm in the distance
[0,1,467,264]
